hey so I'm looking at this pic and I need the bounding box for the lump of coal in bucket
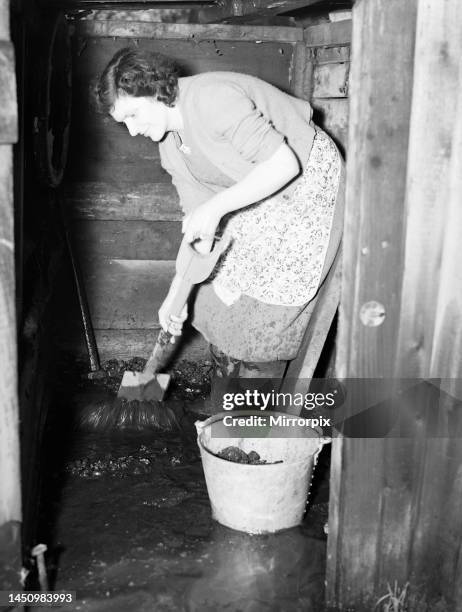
[247,451,262,464]
[217,446,267,464]
[217,446,249,463]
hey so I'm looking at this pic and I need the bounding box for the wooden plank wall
[305,20,351,153]
[327,0,462,610]
[62,18,351,362]
[0,0,22,591]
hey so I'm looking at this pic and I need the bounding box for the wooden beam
[288,40,313,98]
[395,3,462,382]
[0,521,21,591]
[73,19,303,42]
[282,247,342,407]
[44,0,217,5]
[314,44,350,63]
[64,182,182,221]
[0,145,21,585]
[0,0,21,591]
[219,0,325,23]
[328,0,462,609]
[311,98,349,150]
[312,61,349,97]
[79,258,176,329]
[392,1,462,603]
[304,19,351,46]
[58,326,209,362]
[73,219,182,260]
[0,41,17,144]
[327,0,418,608]
[45,2,219,14]
[335,4,416,382]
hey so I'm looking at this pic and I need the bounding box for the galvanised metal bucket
[196,411,330,534]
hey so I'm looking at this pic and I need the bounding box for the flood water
[36,360,330,611]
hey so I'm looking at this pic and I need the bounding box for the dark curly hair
[93,47,179,114]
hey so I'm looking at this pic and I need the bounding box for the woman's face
[110,94,170,142]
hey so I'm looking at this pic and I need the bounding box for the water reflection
[186,523,326,611]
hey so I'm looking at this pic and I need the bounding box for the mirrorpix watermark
[221,388,335,429]
[221,379,338,435]
[214,378,462,438]
[222,412,331,429]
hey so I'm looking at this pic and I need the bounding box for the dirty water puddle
[37,359,329,611]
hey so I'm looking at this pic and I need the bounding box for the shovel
[116,234,230,402]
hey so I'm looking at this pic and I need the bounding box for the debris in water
[65,441,196,478]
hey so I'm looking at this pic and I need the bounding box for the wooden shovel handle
[175,234,231,283]
[143,329,175,375]
[142,235,229,376]
[142,278,193,376]
[167,278,193,319]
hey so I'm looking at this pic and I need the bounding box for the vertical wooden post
[327,0,462,609]
[0,0,21,591]
[394,0,462,604]
[334,0,417,382]
[326,0,418,607]
[289,40,313,100]
[395,0,462,381]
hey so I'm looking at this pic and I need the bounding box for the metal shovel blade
[117,370,171,402]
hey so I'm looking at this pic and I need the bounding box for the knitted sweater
[158,71,316,213]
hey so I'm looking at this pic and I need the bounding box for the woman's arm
[182,142,299,244]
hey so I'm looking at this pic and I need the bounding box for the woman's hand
[182,201,221,250]
[158,297,188,343]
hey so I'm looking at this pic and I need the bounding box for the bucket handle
[195,420,205,435]
[313,435,331,465]
[195,418,332,455]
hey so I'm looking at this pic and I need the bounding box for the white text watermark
[222,390,336,411]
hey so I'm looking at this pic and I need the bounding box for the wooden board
[289,41,313,99]
[394,6,462,381]
[327,0,418,608]
[324,0,462,610]
[304,19,352,47]
[311,98,349,150]
[0,41,17,144]
[52,257,208,362]
[73,20,303,43]
[94,327,208,362]
[65,155,170,184]
[81,258,176,329]
[282,247,341,407]
[312,61,349,98]
[391,0,462,604]
[65,108,166,184]
[0,143,21,522]
[72,37,296,92]
[314,45,350,63]
[67,115,162,162]
[64,182,182,221]
[73,219,182,260]
[0,0,21,587]
[56,323,209,363]
[219,0,325,23]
